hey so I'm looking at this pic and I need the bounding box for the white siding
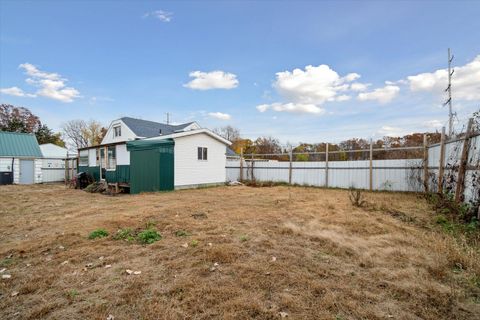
[13,159,19,184]
[34,159,42,183]
[41,158,66,182]
[116,144,130,165]
[3,158,43,184]
[101,120,138,145]
[174,133,226,188]
[0,158,14,171]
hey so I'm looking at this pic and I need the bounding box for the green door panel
[127,139,174,194]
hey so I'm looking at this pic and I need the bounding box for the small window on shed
[197,147,208,160]
[113,126,121,137]
[79,150,89,166]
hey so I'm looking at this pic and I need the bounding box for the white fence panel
[226,158,423,192]
[292,161,326,186]
[427,133,480,203]
[328,160,369,189]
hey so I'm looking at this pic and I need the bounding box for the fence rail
[226,122,480,205]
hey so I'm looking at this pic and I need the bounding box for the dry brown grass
[0,184,479,320]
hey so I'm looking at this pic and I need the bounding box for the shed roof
[126,138,175,151]
[40,143,74,158]
[0,131,43,157]
[121,117,195,138]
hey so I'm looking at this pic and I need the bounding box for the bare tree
[62,119,105,150]
[213,125,240,142]
[62,120,88,149]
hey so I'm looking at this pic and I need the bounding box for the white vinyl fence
[226,125,479,204]
[41,158,77,183]
[227,159,423,192]
[427,131,480,204]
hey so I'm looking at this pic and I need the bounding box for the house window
[113,126,121,138]
[79,150,88,166]
[107,146,116,169]
[96,148,100,166]
[198,147,208,160]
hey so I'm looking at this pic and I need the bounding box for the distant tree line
[215,125,445,161]
[0,104,107,150]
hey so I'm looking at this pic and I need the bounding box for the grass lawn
[0,184,479,319]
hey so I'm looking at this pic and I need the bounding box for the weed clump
[190,239,199,247]
[137,229,162,244]
[349,188,366,208]
[88,229,109,239]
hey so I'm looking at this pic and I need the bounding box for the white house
[78,117,231,192]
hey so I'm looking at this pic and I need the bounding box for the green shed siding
[0,131,42,157]
[127,139,174,194]
[78,166,101,181]
[105,165,130,183]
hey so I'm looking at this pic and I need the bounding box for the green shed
[126,139,174,194]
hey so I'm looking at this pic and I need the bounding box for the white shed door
[19,160,34,184]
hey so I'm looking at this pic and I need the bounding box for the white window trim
[113,125,122,138]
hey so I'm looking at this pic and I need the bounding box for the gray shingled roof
[226,147,238,157]
[121,117,195,138]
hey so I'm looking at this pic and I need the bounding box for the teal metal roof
[126,138,174,151]
[0,131,43,157]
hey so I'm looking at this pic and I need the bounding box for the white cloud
[0,86,35,97]
[407,55,480,100]
[273,65,365,104]
[184,70,239,90]
[357,85,400,104]
[208,112,231,120]
[378,125,404,137]
[336,95,351,102]
[18,63,80,103]
[143,10,173,22]
[256,102,325,114]
[350,82,370,92]
[424,119,443,128]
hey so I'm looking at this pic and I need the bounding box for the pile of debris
[84,182,107,193]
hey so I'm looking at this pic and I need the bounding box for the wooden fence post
[65,152,69,185]
[325,143,329,188]
[455,118,474,202]
[423,134,429,193]
[438,127,446,194]
[288,147,293,185]
[369,139,373,191]
[239,148,244,182]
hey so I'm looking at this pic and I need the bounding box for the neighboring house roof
[120,117,196,138]
[40,143,75,158]
[145,128,232,146]
[226,147,238,157]
[0,131,43,157]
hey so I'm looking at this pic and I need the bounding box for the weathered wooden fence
[226,121,480,204]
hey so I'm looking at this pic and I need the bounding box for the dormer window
[113,126,121,137]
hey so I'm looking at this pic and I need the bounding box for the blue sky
[1,0,479,144]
